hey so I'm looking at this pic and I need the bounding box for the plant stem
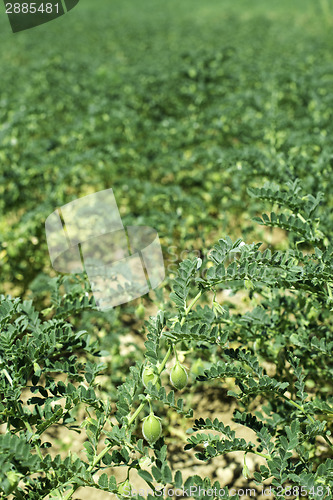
[297,213,307,224]
[63,487,76,500]
[157,345,172,375]
[2,368,13,385]
[282,395,315,423]
[127,401,146,428]
[24,420,43,461]
[173,344,179,362]
[251,450,270,460]
[184,290,202,318]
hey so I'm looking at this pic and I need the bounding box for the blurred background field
[1,0,333,296]
[1,1,333,497]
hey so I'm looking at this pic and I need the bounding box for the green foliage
[1,180,333,498]
[1,0,333,498]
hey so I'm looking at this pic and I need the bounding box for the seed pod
[117,479,132,498]
[242,458,251,479]
[213,300,226,318]
[135,303,145,319]
[142,366,161,390]
[170,361,188,390]
[142,413,162,445]
[242,462,251,479]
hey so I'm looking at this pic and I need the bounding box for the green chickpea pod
[142,412,162,445]
[170,360,188,390]
[117,478,132,498]
[142,366,161,390]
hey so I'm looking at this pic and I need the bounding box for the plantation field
[0,1,333,499]
[1,0,333,294]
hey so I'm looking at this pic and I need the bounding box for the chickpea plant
[0,181,333,499]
